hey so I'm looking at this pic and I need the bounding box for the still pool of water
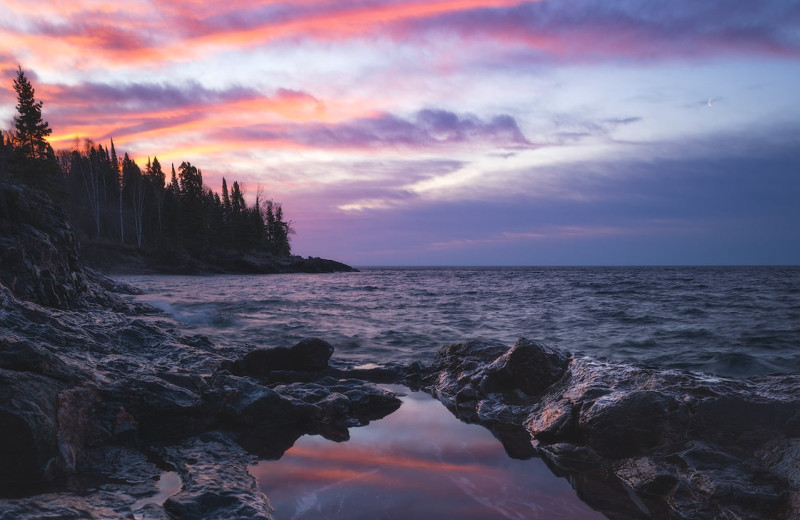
[250,387,605,520]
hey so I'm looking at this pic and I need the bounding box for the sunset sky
[1,0,799,266]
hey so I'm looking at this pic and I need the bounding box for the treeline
[57,141,292,256]
[2,66,292,257]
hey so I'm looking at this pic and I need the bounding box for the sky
[1,0,799,266]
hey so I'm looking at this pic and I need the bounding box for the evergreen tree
[221,177,231,220]
[12,66,52,161]
[178,161,205,250]
[10,66,59,190]
[274,204,292,256]
[149,156,165,234]
[111,138,125,243]
[123,153,145,247]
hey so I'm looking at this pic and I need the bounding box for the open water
[119,265,800,377]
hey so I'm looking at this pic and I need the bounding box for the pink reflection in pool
[250,387,605,520]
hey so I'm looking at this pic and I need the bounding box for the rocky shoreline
[79,240,357,276]
[1,179,799,519]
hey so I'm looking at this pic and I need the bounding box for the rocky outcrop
[0,181,140,311]
[424,338,800,520]
[0,181,86,308]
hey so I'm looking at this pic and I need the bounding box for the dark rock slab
[232,338,335,377]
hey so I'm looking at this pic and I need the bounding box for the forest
[1,67,292,258]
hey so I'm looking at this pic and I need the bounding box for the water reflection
[250,388,605,520]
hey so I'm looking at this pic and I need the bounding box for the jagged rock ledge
[421,338,800,520]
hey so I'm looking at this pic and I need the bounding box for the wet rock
[160,433,272,520]
[0,336,82,383]
[0,181,86,309]
[105,372,214,441]
[287,338,336,371]
[233,338,335,377]
[0,491,149,520]
[480,338,569,397]
[579,390,682,459]
[424,338,800,520]
[213,374,309,428]
[0,369,65,482]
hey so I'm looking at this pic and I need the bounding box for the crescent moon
[707,98,713,107]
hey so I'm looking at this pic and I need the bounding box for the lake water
[116,266,800,519]
[119,265,800,377]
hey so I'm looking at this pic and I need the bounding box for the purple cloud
[218,109,533,150]
[48,81,261,114]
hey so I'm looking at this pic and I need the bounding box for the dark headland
[2,177,800,519]
[79,240,357,276]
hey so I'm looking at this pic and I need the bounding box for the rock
[289,338,335,371]
[0,336,83,384]
[578,390,681,459]
[161,433,273,520]
[480,338,569,396]
[213,374,309,428]
[0,369,65,482]
[424,338,800,520]
[233,338,334,377]
[0,182,86,308]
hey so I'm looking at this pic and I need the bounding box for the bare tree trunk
[132,174,145,248]
[118,184,124,245]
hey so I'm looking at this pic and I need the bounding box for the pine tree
[110,138,125,243]
[221,177,231,221]
[178,161,205,251]
[12,66,52,161]
[149,156,165,234]
[10,66,59,190]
